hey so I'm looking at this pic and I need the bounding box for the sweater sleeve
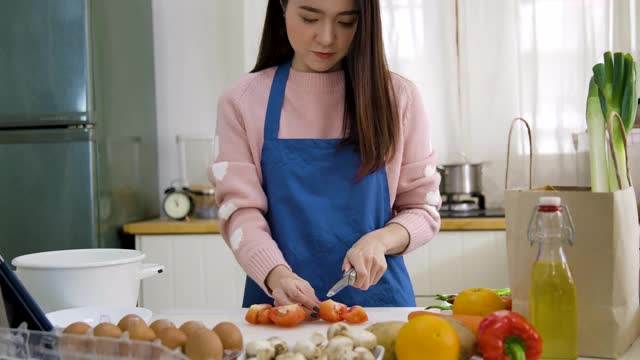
[387,82,442,254]
[209,91,291,296]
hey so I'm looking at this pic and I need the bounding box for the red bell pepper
[477,310,543,360]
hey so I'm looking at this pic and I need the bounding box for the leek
[586,78,608,192]
[586,51,638,192]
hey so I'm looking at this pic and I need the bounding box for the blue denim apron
[242,62,415,307]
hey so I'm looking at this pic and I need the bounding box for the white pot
[11,248,164,313]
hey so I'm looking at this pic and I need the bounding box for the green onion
[586,51,637,192]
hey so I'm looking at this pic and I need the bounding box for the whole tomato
[501,296,513,310]
[452,288,507,317]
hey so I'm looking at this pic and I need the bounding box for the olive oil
[530,261,578,359]
[528,197,578,360]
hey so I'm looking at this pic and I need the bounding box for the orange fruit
[452,287,507,316]
[395,315,460,360]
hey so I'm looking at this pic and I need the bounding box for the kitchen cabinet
[126,219,508,312]
[405,231,509,307]
[135,233,246,312]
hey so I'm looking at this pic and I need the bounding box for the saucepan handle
[138,263,165,280]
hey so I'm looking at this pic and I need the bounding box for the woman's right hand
[265,265,321,319]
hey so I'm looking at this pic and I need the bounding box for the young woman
[210,0,441,314]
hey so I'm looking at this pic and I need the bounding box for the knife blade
[326,268,357,297]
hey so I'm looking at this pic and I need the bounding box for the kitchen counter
[123,216,505,235]
[123,218,221,234]
[152,307,640,359]
[440,217,505,231]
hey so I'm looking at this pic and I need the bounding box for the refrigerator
[0,0,159,264]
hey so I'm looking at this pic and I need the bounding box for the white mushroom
[309,331,327,346]
[246,340,276,359]
[324,336,355,360]
[268,336,289,356]
[348,330,377,351]
[353,347,375,360]
[257,349,277,360]
[275,353,306,360]
[332,347,358,360]
[327,323,352,339]
[294,339,321,359]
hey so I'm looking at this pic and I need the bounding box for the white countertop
[153,307,640,360]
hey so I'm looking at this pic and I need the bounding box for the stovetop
[439,207,505,218]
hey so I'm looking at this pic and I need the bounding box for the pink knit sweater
[209,66,441,295]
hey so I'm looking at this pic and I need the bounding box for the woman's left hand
[341,224,410,290]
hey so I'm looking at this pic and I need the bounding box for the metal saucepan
[437,163,484,195]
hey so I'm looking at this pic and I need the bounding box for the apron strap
[263,62,292,140]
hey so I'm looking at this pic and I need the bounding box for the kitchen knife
[326,268,356,297]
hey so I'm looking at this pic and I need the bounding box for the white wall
[151,1,640,211]
[151,0,454,205]
[152,0,262,197]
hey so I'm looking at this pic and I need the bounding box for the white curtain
[381,0,639,207]
[457,0,639,206]
[236,0,639,207]
[380,0,459,171]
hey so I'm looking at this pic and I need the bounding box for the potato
[440,317,478,360]
[365,321,406,360]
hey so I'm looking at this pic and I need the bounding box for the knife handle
[345,268,357,285]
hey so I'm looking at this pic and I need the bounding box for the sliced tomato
[268,304,306,327]
[245,304,272,325]
[342,306,368,324]
[317,299,347,323]
[257,307,273,324]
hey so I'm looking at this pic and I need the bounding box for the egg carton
[0,325,381,360]
[0,326,247,360]
[0,325,188,360]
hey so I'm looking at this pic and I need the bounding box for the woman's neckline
[285,65,345,92]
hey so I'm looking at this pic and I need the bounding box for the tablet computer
[0,254,53,331]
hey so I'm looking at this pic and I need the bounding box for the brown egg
[93,323,123,338]
[184,328,223,360]
[157,326,188,350]
[117,314,145,332]
[150,319,176,335]
[61,322,93,354]
[63,321,92,335]
[128,322,156,342]
[212,322,243,351]
[92,322,124,355]
[179,320,206,338]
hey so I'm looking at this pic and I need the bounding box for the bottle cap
[538,196,561,206]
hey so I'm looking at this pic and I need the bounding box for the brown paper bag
[504,118,640,358]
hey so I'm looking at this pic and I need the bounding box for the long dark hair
[252,0,399,177]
